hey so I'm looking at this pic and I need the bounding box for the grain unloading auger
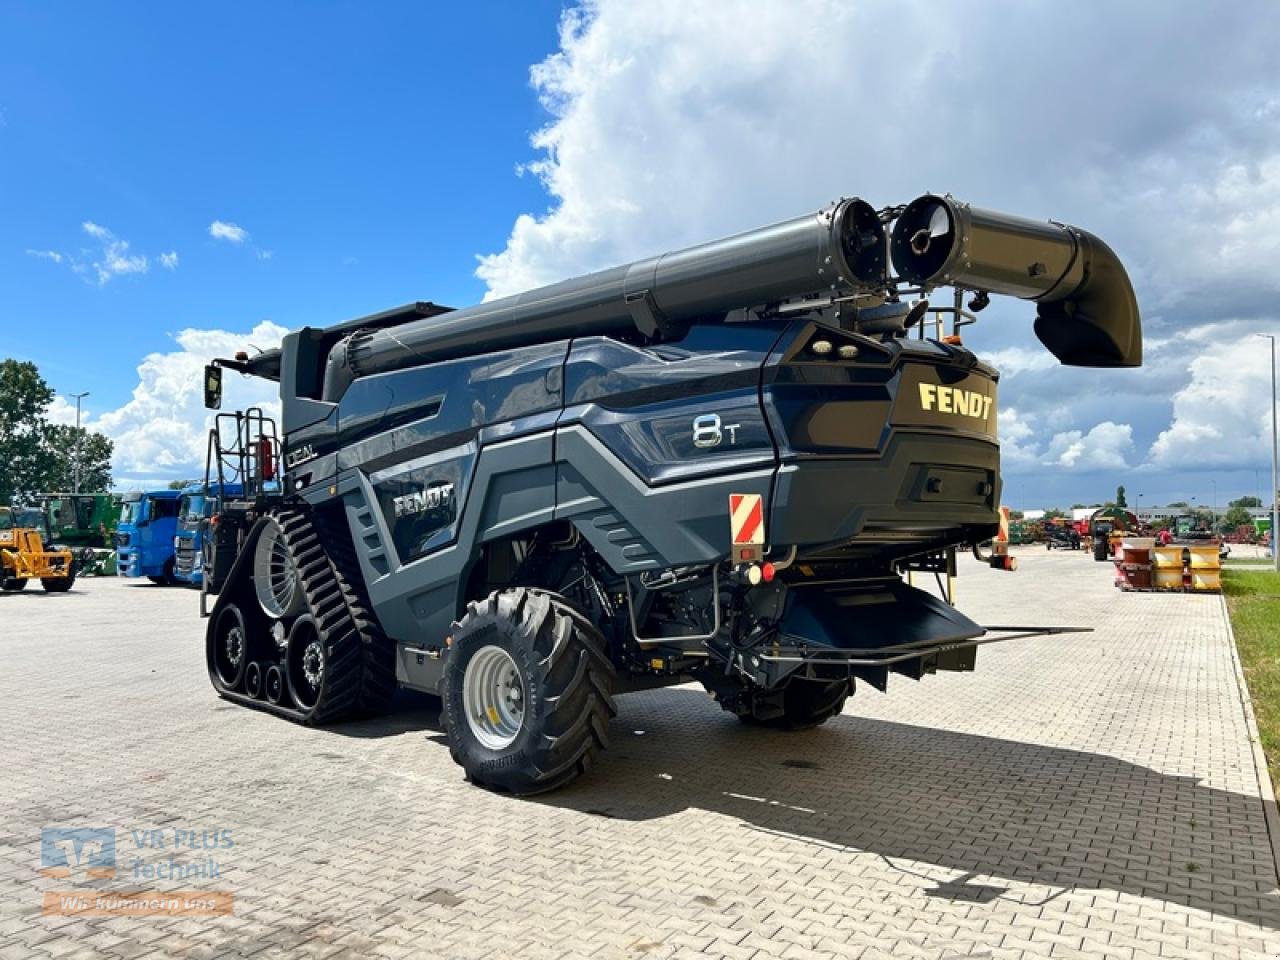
[200,191,1139,794]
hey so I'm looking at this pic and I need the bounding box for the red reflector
[260,438,276,481]
[761,562,776,582]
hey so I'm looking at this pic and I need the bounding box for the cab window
[151,498,180,521]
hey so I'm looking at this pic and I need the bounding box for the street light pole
[1260,335,1279,572]
[67,392,90,494]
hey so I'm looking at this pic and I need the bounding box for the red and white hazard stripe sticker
[729,493,764,545]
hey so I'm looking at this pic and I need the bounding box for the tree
[0,360,54,504]
[1230,496,1263,509]
[1223,506,1253,531]
[1167,501,1189,509]
[0,358,113,503]
[1115,485,1127,508]
[42,425,113,493]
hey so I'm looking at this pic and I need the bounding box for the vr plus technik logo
[40,828,116,880]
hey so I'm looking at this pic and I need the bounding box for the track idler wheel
[264,665,285,705]
[244,661,264,699]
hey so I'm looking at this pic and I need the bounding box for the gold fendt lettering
[918,383,993,421]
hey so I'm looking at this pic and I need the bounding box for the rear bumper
[770,433,1001,550]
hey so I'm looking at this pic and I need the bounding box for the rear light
[794,325,884,363]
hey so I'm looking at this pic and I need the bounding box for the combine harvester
[37,493,121,576]
[198,191,1142,793]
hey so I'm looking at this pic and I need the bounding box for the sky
[2,0,1279,509]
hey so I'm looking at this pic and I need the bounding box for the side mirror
[204,364,223,410]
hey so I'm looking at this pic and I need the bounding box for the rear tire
[2,578,28,592]
[442,588,616,795]
[741,678,851,731]
[1093,537,1109,562]
[40,573,75,592]
[148,559,177,585]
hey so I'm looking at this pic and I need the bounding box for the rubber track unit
[210,506,395,724]
[442,588,617,795]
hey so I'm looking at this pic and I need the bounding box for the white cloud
[26,248,64,264]
[45,395,89,427]
[984,347,1059,378]
[478,0,1280,310]
[999,409,1136,473]
[209,220,273,261]
[159,251,179,270]
[472,0,1280,488]
[209,220,248,244]
[78,221,148,285]
[1044,422,1135,471]
[998,408,1040,469]
[1147,322,1280,469]
[92,321,287,487]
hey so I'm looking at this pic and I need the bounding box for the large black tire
[741,677,851,731]
[2,578,28,592]
[442,589,616,795]
[1093,537,1109,562]
[40,573,76,592]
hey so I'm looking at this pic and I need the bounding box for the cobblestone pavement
[2,550,1277,959]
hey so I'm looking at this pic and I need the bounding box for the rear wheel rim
[463,645,525,750]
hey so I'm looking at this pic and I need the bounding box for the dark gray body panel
[297,318,1004,695]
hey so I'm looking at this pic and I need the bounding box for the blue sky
[1,2,563,409]
[2,1,1279,508]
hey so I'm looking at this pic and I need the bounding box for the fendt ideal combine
[200,192,1141,794]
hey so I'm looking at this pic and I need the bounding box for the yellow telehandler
[0,506,77,592]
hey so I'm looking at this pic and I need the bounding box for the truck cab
[173,482,243,586]
[115,489,182,584]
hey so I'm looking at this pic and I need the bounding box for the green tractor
[36,493,121,576]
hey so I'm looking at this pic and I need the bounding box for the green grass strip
[1224,567,1280,795]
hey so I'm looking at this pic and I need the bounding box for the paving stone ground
[1,549,1278,959]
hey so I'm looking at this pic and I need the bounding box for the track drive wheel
[741,677,852,731]
[442,588,616,795]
